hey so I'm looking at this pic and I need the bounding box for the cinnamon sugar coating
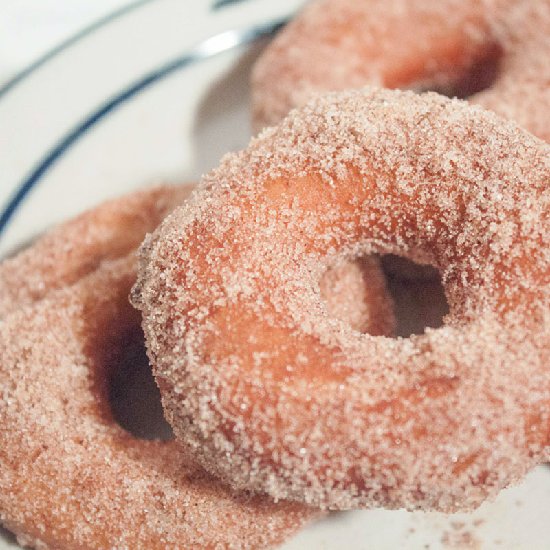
[0,184,393,333]
[252,0,550,142]
[0,184,191,318]
[0,258,317,549]
[134,88,550,512]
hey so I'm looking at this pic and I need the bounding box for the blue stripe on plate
[0,0,155,100]
[213,0,252,9]
[0,20,286,240]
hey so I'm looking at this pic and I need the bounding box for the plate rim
[0,0,292,250]
[0,0,155,101]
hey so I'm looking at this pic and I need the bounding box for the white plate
[1,1,549,548]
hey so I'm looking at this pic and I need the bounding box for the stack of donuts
[1,0,548,548]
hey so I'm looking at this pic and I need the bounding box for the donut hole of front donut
[319,255,449,339]
[108,323,174,441]
[380,255,449,338]
[422,42,504,100]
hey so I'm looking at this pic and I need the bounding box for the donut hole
[428,42,504,100]
[108,323,174,441]
[319,255,448,338]
[381,255,449,338]
[319,257,395,337]
[454,42,504,99]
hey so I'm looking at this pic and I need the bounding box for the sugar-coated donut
[252,0,550,142]
[0,257,317,549]
[0,185,190,318]
[134,88,550,512]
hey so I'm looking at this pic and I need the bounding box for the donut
[251,0,550,142]
[0,184,191,318]
[133,88,550,513]
[0,256,318,549]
